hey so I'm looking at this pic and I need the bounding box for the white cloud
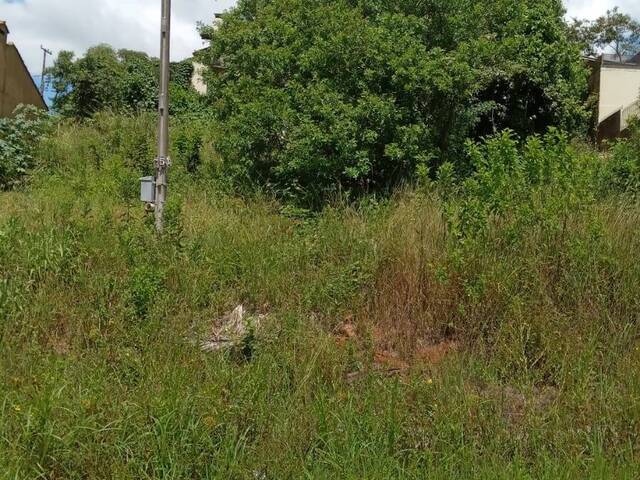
[565,0,640,21]
[1,0,236,72]
[2,0,639,74]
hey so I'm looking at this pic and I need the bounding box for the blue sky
[1,0,639,76]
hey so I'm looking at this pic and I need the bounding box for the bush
[600,118,640,196]
[0,105,52,189]
[201,0,588,206]
[174,125,203,175]
[445,129,599,243]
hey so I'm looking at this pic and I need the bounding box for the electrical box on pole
[142,0,171,233]
[140,176,156,203]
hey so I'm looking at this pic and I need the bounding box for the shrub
[444,129,599,244]
[0,105,52,189]
[129,263,165,320]
[600,118,640,196]
[174,126,203,175]
[114,114,157,174]
[201,0,588,205]
[428,130,610,365]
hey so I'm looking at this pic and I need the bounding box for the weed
[2,117,640,478]
[0,105,52,189]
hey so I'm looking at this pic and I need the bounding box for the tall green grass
[1,115,640,478]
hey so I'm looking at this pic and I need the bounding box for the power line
[39,45,52,96]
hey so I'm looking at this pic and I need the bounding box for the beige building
[589,53,640,142]
[191,61,208,95]
[190,14,226,96]
[0,20,47,117]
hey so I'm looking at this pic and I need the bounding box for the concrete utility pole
[155,0,171,233]
[39,45,52,96]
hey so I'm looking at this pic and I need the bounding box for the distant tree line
[569,7,640,61]
[47,45,203,117]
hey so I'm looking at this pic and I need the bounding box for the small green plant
[129,264,165,319]
[111,113,156,174]
[162,195,185,244]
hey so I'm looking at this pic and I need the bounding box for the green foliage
[168,82,208,117]
[174,124,204,174]
[109,113,158,173]
[600,119,640,196]
[0,105,52,189]
[129,263,165,319]
[569,7,640,60]
[48,46,201,117]
[169,60,195,89]
[201,0,588,205]
[436,131,604,358]
[3,116,640,477]
[445,129,598,242]
[34,113,218,186]
[118,49,159,112]
[49,45,129,117]
[427,130,640,388]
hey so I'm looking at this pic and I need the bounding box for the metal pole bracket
[155,156,172,169]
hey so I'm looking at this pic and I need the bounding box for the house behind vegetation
[589,53,640,142]
[191,61,208,95]
[191,13,225,96]
[0,20,47,117]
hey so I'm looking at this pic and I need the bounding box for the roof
[601,60,640,70]
[0,20,48,111]
[602,53,634,63]
[585,53,640,71]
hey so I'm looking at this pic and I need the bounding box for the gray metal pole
[155,0,171,233]
[40,46,52,96]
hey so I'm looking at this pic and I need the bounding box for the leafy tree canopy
[48,45,199,117]
[200,0,589,205]
[569,7,640,60]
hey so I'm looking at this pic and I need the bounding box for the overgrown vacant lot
[2,117,640,478]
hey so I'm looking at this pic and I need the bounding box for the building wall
[0,26,47,117]
[598,65,640,123]
[191,62,208,95]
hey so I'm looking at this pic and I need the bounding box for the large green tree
[200,0,589,205]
